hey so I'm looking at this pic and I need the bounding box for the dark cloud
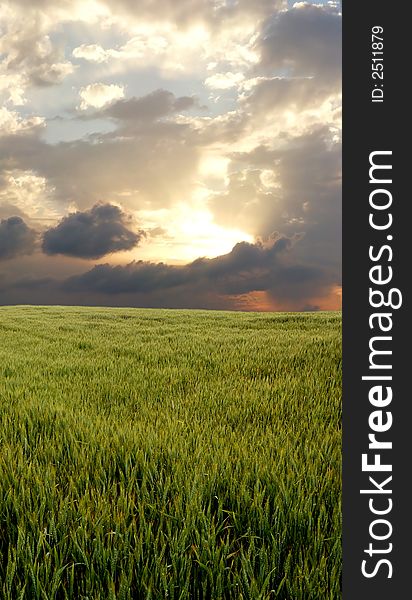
[0,202,28,221]
[0,234,337,310]
[42,203,144,259]
[0,216,37,260]
[12,276,55,289]
[0,1,341,312]
[210,125,341,279]
[243,127,341,271]
[60,234,321,299]
[105,90,197,122]
[256,3,341,82]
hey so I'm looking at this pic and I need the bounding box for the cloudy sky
[0,0,341,311]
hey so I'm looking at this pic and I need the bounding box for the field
[0,306,341,599]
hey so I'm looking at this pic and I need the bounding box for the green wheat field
[0,306,341,600]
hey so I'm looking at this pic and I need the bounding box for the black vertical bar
[343,1,410,598]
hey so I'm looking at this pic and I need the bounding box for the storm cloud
[0,216,37,260]
[0,233,335,310]
[42,203,144,259]
[61,234,322,299]
[0,1,342,311]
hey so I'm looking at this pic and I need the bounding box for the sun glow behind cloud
[119,206,254,265]
[0,0,341,310]
[176,210,254,262]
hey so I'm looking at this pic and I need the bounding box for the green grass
[0,306,341,599]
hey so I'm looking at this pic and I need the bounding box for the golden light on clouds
[0,0,341,310]
[199,153,230,183]
[123,205,254,264]
[177,210,254,262]
[0,170,59,222]
[78,83,125,110]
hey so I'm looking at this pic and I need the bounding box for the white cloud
[72,25,208,76]
[71,20,259,79]
[0,107,45,135]
[73,33,170,64]
[0,3,75,105]
[119,33,170,58]
[73,44,111,63]
[205,71,245,90]
[0,169,60,223]
[0,71,27,106]
[0,0,341,309]
[78,83,125,110]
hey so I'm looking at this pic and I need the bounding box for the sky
[0,0,341,311]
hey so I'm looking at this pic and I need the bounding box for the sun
[113,205,254,266]
[177,209,254,261]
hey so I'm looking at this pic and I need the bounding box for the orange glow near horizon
[231,285,342,312]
